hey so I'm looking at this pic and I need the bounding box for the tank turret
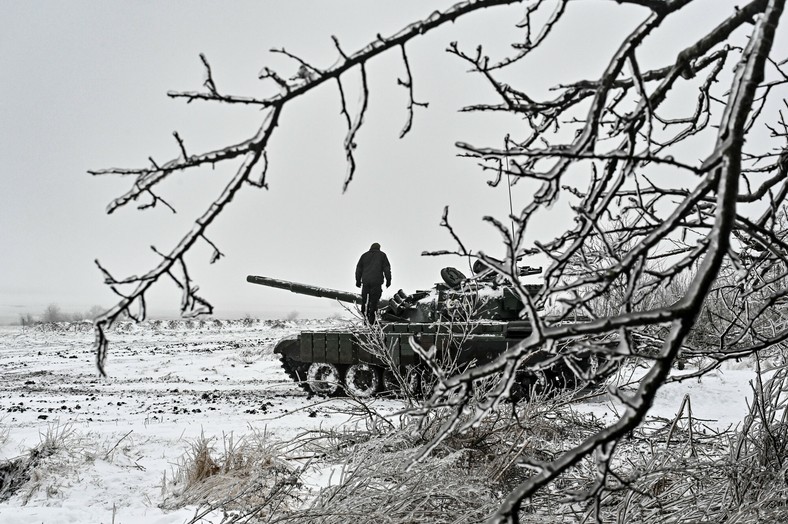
[247,263,543,324]
[431,264,544,322]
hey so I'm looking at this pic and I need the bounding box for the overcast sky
[0,0,753,323]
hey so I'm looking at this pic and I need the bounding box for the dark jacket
[356,246,391,287]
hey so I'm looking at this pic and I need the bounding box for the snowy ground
[0,320,761,523]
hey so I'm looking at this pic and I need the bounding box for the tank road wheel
[541,358,582,392]
[509,368,549,402]
[382,366,422,397]
[280,356,311,394]
[405,366,425,397]
[345,364,381,398]
[382,369,398,395]
[306,362,343,397]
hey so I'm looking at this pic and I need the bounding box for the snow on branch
[92,0,788,520]
[92,0,526,374]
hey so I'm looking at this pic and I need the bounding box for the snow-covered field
[0,320,761,523]
[0,319,404,523]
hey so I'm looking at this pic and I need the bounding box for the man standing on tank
[355,242,391,324]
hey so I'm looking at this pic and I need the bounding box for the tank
[247,265,608,399]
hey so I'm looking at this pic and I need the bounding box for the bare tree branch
[92,0,788,519]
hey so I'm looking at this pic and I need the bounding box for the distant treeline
[18,304,107,326]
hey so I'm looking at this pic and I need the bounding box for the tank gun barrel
[518,265,542,277]
[246,275,361,304]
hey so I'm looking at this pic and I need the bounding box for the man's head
[370,242,381,250]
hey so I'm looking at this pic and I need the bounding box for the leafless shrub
[241,391,604,523]
[300,445,499,524]
[0,422,8,450]
[85,305,106,320]
[716,360,788,522]
[0,423,76,504]
[557,361,788,523]
[41,303,65,323]
[162,429,301,520]
[143,365,788,523]
[17,313,35,328]
[235,347,262,365]
[92,0,788,520]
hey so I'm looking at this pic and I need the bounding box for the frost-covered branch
[93,0,788,519]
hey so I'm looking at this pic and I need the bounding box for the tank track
[509,353,614,401]
[279,354,612,399]
[280,356,311,394]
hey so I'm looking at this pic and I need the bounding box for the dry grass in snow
[0,320,784,523]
